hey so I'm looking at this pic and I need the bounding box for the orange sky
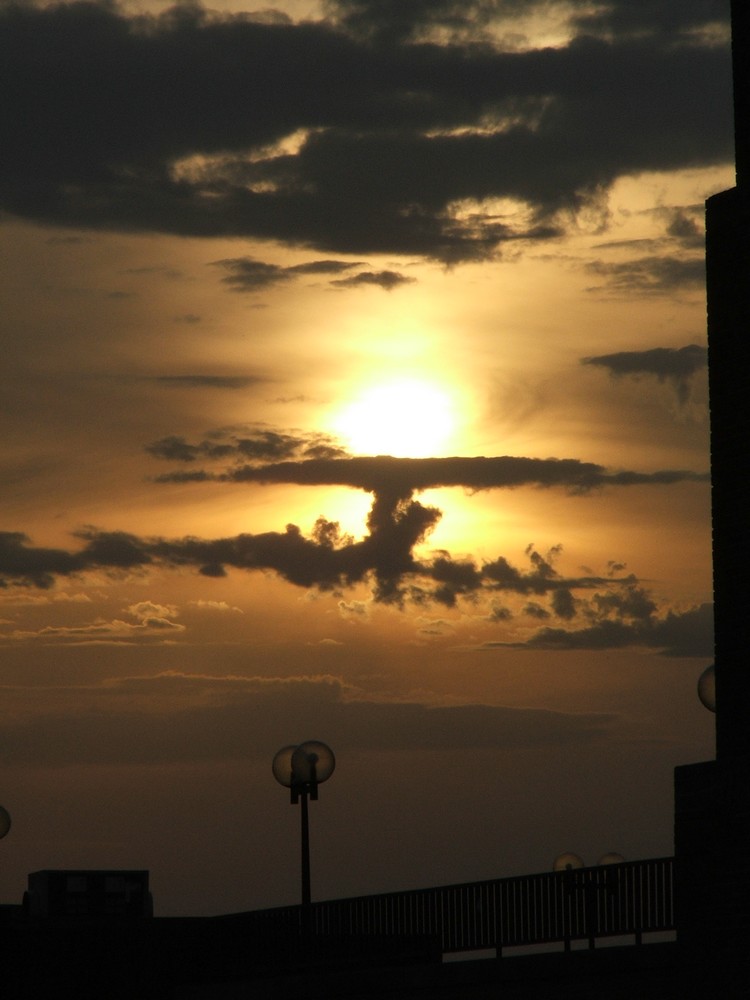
[0,0,730,914]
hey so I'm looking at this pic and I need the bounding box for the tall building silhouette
[708,0,750,761]
[674,2,750,990]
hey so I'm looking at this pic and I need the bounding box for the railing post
[586,872,596,949]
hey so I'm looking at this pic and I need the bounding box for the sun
[333,377,458,457]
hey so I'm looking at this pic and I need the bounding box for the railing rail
[221,856,674,955]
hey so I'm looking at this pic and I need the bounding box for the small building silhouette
[24,870,153,919]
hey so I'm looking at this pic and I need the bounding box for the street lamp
[0,806,10,840]
[698,663,716,712]
[597,852,625,866]
[553,851,584,871]
[272,740,335,907]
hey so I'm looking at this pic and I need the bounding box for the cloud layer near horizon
[0,670,619,767]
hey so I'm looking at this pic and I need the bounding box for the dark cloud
[0,1,732,262]
[288,259,365,275]
[582,344,707,404]
[212,256,360,291]
[520,619,649,650]
[74,530,153,571]
[478,546,619,608]
[127,443,702,603]
[483,544,558,595]
[212,258,294,292]
[570,0,728,40]
[487,602,513,622]
[2,420,708,609]
[210,453,708,493]
[0,532,84,590]
[146,436,204,463]
[0,529,158,590]
[329,0,727,46]
[0,502,441,605]
[604,469,707,485]
[145,445,708,601]
[583,344,707,379]
[648,602,714,656]
[149,442,624,489]
[330,270,416,290]
[585,256,706,294]
[146,428,347,463]
[472,573,712,656]
[1,440,708,638]
[592,586,658,622]
[0,513,566,606]
[213,256,407,293]
[551,587,576,620]
[420,553,484,607]
[520,602,713,658]
[0,511,681,631]
[663,207,704,247]
[591,205,704,254]
[324,0,508,44]
[523,602,550,620]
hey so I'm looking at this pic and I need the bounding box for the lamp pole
[300,788,311,907]
[273,741,335,909]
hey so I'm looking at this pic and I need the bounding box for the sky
[0,0,732,917]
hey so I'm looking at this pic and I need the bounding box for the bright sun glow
[333,377,458,458]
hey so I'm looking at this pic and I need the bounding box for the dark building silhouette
[24,869,153,919]
[706,0,750,761]
[672,4,750,995]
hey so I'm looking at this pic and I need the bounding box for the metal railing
[222,856,674,956]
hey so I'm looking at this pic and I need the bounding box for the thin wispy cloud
[153,375,264,390]
[330,270,416,291]
[585,256,706,295]
[213,256,413,292]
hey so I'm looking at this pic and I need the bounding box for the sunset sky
[0,0,732,917]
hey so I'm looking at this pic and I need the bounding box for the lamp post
[272,741,335,908]
[0,806,10,841]
[697,663,716,713]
